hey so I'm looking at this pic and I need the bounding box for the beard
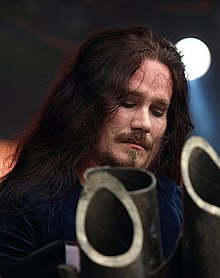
[99,131,163,169]
[101,150,138,168]
[100,149,151,169]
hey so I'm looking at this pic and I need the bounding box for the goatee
[100,149,141,168]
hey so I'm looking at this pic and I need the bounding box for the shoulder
[0,179,83,244]
[0,179,82,272]
[1,179,82,217]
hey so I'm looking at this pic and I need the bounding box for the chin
[101,150,150,169]
[120,157,148,169]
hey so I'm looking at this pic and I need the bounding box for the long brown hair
[0,25,193,208]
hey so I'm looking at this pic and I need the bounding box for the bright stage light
[176,37,211,81]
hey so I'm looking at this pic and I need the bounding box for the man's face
[91,59,173,169]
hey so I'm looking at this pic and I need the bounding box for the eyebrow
[128,89,171,107]
[155,99,171,108]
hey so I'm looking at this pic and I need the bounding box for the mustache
[115,131,152,151]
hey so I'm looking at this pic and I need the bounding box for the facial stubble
[127,149,140,168]
[100,148,145,169]
[100,134,162,170]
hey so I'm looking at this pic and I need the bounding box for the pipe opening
[85,187,134,256]
[106,168,152,191]
[189,147,220,206]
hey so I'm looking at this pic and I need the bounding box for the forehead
[129,59,173,93]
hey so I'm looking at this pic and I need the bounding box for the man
[0,25,193,273]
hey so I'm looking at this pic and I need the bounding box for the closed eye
[151,107,167,117]
[121,100,137,108]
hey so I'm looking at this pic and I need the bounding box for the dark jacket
[0,175,182,273]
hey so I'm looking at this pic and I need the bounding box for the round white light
[176,37,211,81]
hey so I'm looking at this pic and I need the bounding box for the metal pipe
[181,136,220,277]
[76,167,162,277]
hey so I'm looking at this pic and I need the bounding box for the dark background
[0,0,219,153]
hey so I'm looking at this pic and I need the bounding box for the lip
[122,142,146,151]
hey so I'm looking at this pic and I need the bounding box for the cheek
[153,120,167,137]
[114,109,133,129]
[98,122,116,149]
[108,112,129,131]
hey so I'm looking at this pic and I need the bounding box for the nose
[130,107,152,133]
